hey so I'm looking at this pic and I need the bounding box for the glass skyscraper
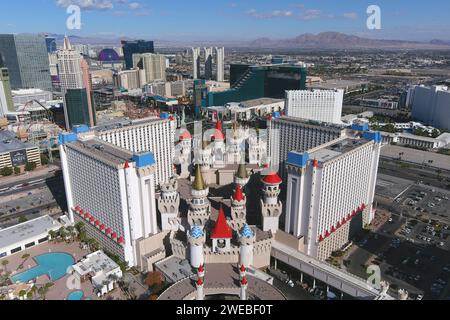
[0,34,52,91]
[121,40,154,70]
[45,36,57,53]
[65,88,96,129]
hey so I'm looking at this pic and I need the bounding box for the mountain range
[46,32,450,49]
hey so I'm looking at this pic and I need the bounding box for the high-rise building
[45,36,57,54]
[64,89,96,129]
[410,85,450,131]
[285,89,344,124]
[121,40,154,70]
[133,53,166,82]
[192,47,201,80]
[57,36,95,129]
[215,47,225,82]
[116,68,142,90]
[208,64,307,107]
[284,128,382,261]
[267,114,347,179]
[193,79,207,117]
[204,47,213,80]
[96,115,175,186]
[59,126,158,266]
[0,68,14,117]
[0,34,52,91]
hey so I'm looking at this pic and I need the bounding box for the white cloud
[343,12,358,20]
[246,9,294,19]
[55,0,114,10]
[128,2,142,10]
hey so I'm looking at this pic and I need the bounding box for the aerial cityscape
[1,0,450,306]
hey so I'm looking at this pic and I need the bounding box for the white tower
[188,225,206,268]
[158,176,180,232]
[188,165,211,227]
[239,224,256,268]
[261,172,283,234]
[215,47,225,82]
[230,185,247,231]
[240,277,248,301]
[196,278,205,301]
[192,47,201,79]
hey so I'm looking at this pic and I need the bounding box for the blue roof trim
[191,226,204,239]
[287,151,309,168]
[72,125,90,134]
[132,152,156,168]
[363,131,382,144]
[58,133,77,145]
[351,123,369,132]
[240,224,255,238]
[272,111,281,118]
[159,112,169,120]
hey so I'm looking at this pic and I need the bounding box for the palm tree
[26,292,33,300]
[18,290,27,300]
[21,254,30,261]
[1,260,9,273]
[30,285,37,299]
[48,230,57,242]
[58,227,67,241]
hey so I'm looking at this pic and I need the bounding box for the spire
[192,164,207,191]
[236,163,249,179]
[210,207,232,239]
[233,185,244,202]
[63,35,72,51]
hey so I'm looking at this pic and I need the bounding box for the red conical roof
[179,129,192,141]
[233,185,244,202]
[240,264,246,272]
[262,172,282,185]
[197,278,203,286]
[213,120,224,140]
[198,264,204,272]
[124,161,130,169]
[210,207,232,239]
[241,277,248,285]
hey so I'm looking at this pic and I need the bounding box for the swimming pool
[67,290,84,300]
[11,252,75,283]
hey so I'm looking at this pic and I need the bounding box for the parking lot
[346,210,450,300]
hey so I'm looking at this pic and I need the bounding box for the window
[11,247,22,254]
[25,242,35,248]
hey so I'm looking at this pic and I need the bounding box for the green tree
[1,260,9,272]
[13,167,20,175]
[21,254,30,261]
[40,154,49,166]
[26,291,33,300]
[18,216,28,223]
[25,162,37,172]
[18,290,27,300]
[0,167,13,176]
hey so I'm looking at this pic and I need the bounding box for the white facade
[285,89,344,124]
[117,69,142,90]
[134,53,166,82]
[215,47,225,82]
[411,85,450,131]
[267,116,347,179]
[285,132,381,261]
[192,48,201,80]
[59,130,159,266]
[11,89,53,105]
[97,117,175,187]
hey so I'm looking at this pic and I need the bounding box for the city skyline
[1,1,450,42]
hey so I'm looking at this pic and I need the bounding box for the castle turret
[211,207,233,253]
[234,163,250,188]
[158,176,180,232]
[239,224,256,268]
[188,164,211,227]
[188,225,206,268]
[212,119,226,168]
[178,129,192,178]
[261,172,283,234]
[230,185,246,230]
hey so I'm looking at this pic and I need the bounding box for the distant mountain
[248,32,450,49]
[41,32,450,49]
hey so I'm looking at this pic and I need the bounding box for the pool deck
[0,241,126,300]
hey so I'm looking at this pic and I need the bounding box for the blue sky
[2,0,450,41]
